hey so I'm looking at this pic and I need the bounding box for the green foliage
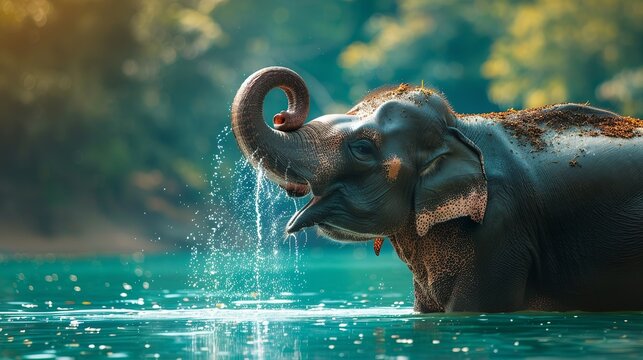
[339,0,520,113]
[483,0,643,112]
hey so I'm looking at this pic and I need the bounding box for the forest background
[1,0,641,252]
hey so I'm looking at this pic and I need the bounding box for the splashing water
[188,127,309,307]
[254,160,264,301]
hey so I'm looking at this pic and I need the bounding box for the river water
[1,250,642,359]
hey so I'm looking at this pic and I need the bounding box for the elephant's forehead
[335,103,426,142]
[380,99,434,119]
[349,87,443,117]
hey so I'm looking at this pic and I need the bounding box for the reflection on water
[1,251,642,359]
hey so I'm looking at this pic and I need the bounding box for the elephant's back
[524,128,642,230]
[463,103,643,151]
[461,105,642,192]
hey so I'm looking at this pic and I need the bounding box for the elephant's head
[231,67,487,242]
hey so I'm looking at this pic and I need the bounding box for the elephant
[231,66,643,313]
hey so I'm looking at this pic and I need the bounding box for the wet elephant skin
[231,67,643,312]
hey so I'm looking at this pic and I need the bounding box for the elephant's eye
[349,139,376,162]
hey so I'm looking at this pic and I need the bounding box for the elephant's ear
[414,127,487,237]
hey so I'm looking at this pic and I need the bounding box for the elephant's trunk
[231,66,322,196]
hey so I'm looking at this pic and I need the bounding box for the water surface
[1,249,642,359]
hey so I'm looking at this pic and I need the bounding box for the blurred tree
[482,0,643,115]
[0,0,389,244]
[0,0,142,234]
[338,0,522,113]
[597,67,643,115]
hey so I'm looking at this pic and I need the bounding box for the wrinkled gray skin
[231,67,643,312]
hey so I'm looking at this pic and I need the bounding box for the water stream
[189,126,308,307]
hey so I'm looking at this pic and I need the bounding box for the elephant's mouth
[316,223,377,242]
[279,181,310,197]
[286,195,380,242]
[286,195,322,234]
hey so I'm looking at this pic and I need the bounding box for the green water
[1,248,642,359]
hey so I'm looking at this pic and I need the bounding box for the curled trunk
[231,66,321,196]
